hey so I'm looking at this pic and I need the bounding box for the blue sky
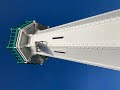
[1,0,120,90]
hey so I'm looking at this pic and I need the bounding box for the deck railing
[7,21,33,63]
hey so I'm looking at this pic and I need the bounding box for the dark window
[36,23,48,30]
[52,36,63,39]
[54,51,65,53]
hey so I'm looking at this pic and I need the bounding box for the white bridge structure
[7,9,120,70]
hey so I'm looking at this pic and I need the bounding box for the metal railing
[7,21,33,63]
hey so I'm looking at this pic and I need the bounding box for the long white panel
[30,9,120,70]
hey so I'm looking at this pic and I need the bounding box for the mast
[7,9,120,70]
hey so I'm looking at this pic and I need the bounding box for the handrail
[7,20,33,63]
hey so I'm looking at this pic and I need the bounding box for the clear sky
[1,0,120,90]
